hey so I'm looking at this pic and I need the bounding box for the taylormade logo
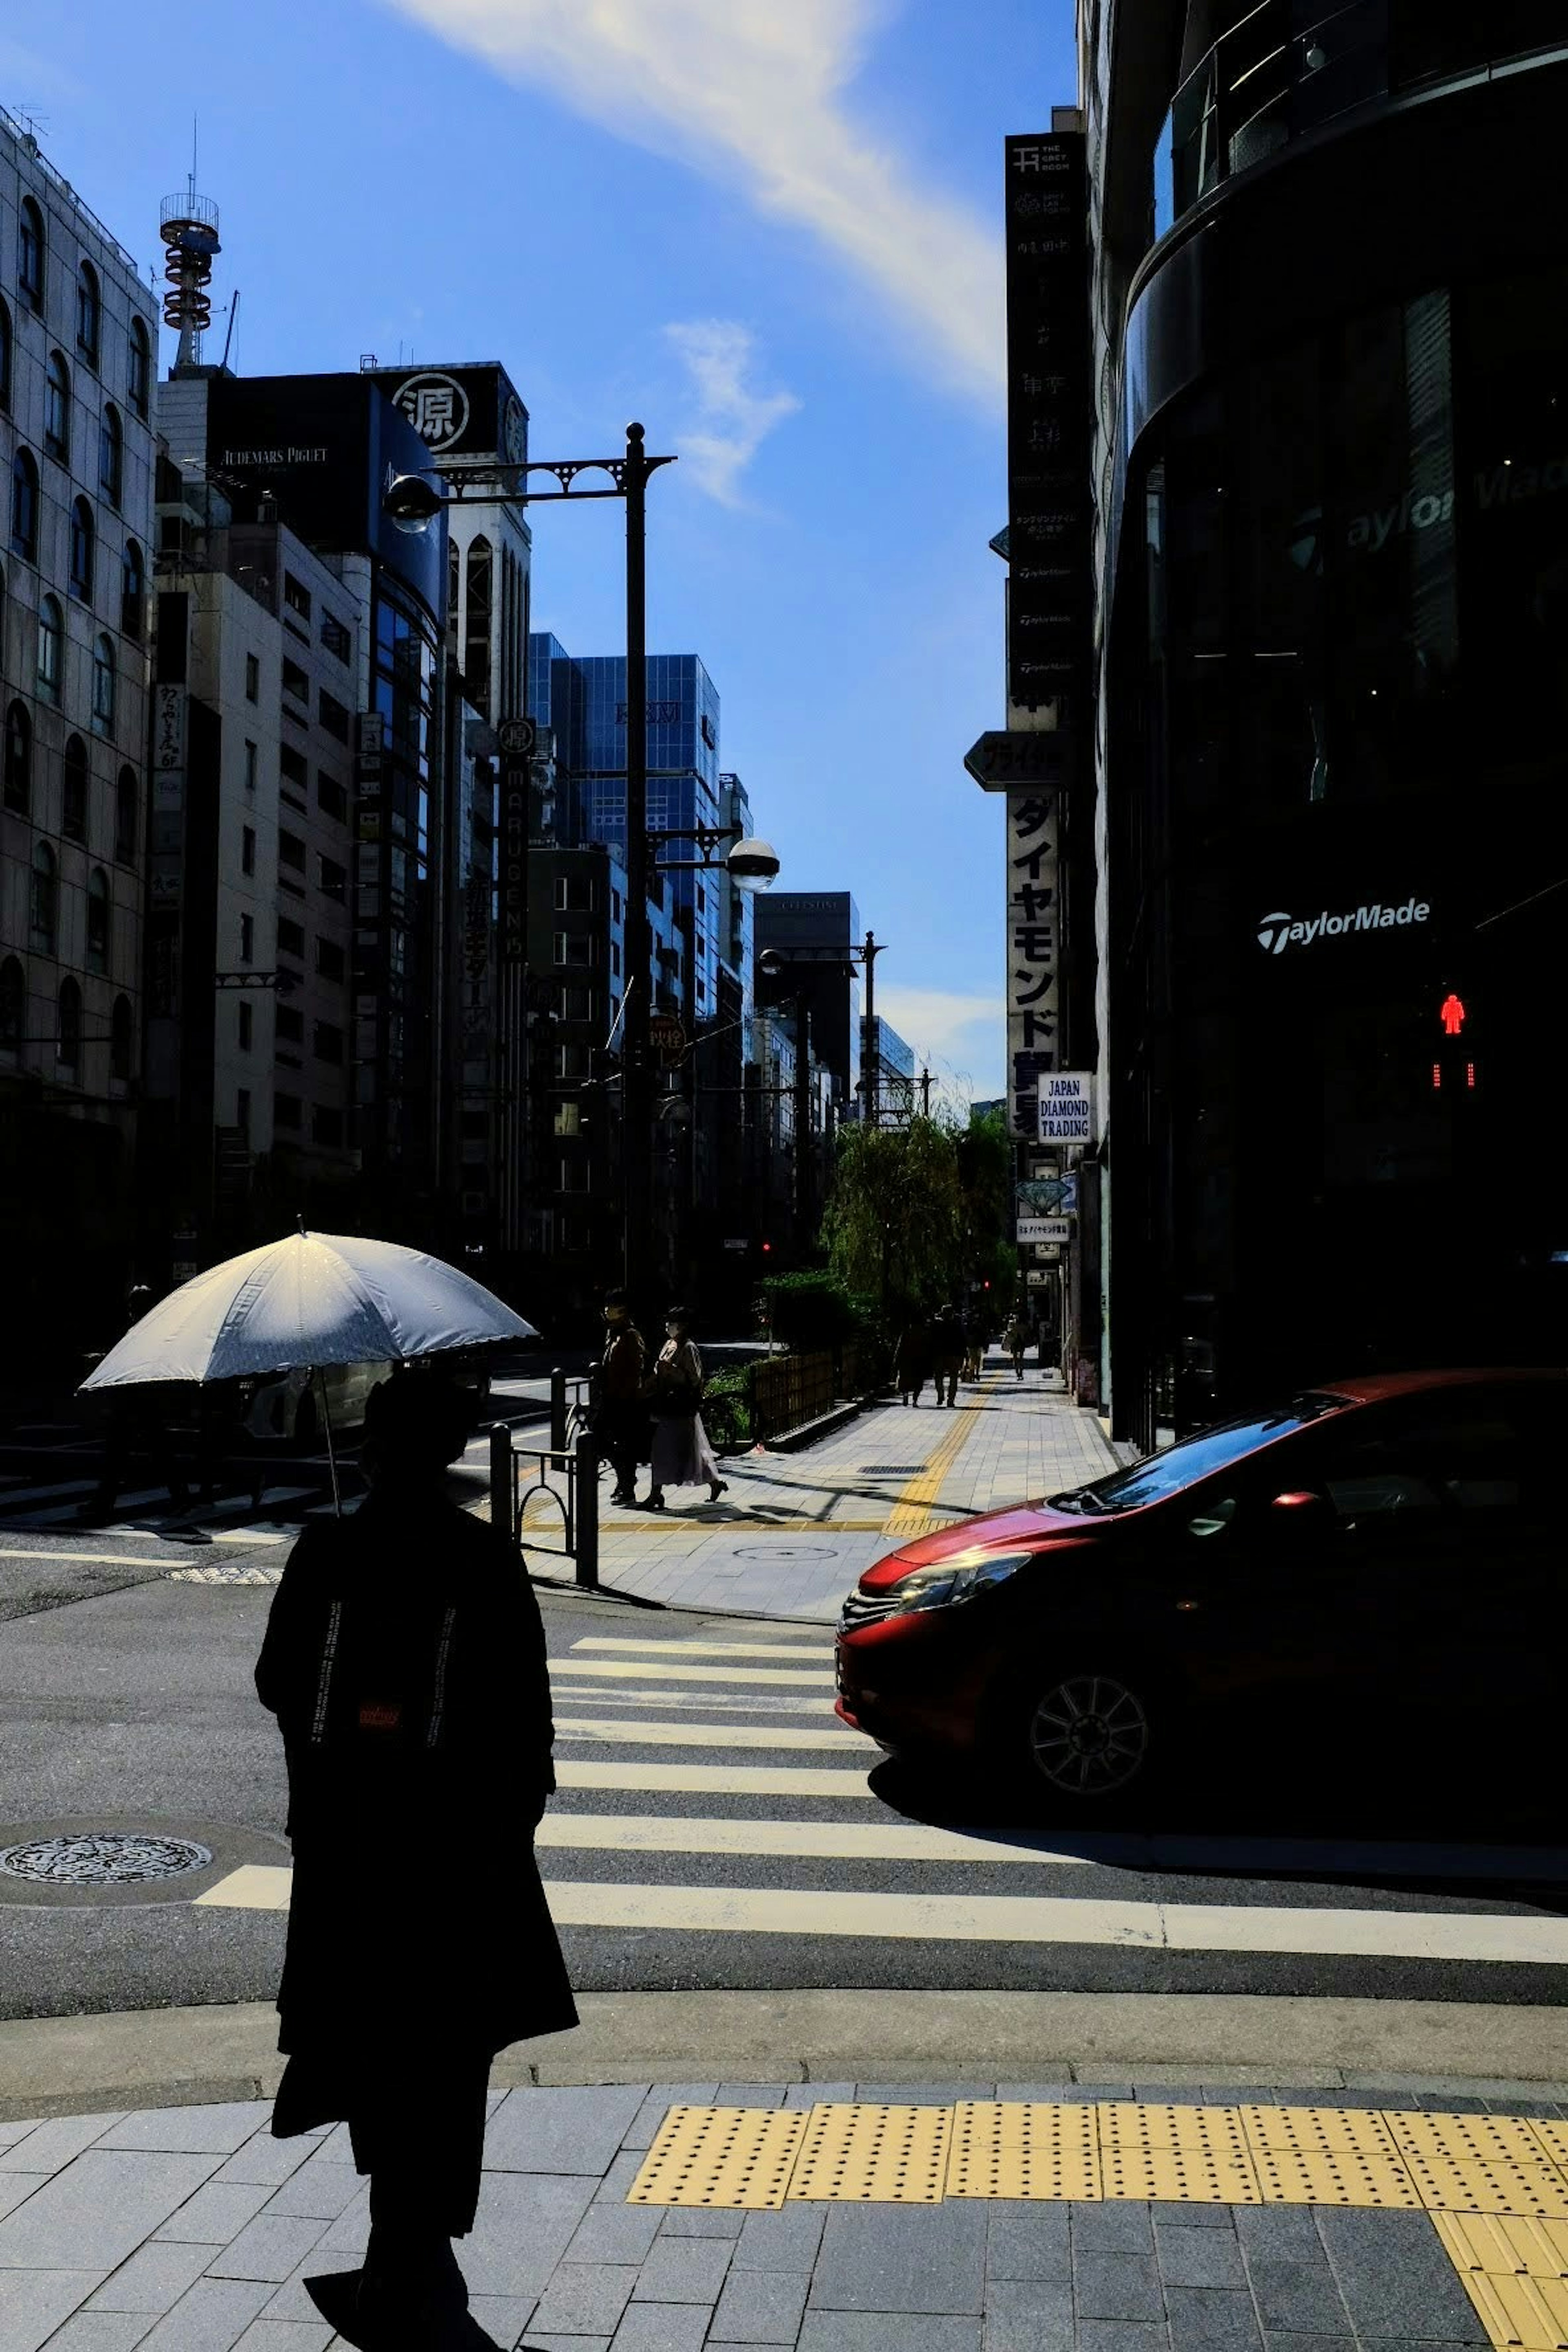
[1256,898,1431,955]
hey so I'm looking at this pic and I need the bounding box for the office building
[864,1013,915,1120]
[0,109,159,1370]
[754,891,862,1102]
[1079,0,1568,1443]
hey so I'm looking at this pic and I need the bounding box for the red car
[834,1370,1566,1814]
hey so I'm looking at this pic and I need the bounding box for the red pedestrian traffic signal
[1439,991,1466,1036]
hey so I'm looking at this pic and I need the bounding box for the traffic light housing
[1431,983,1479,1093]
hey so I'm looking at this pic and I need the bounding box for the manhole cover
[0,1833,214,1886]
[734,1544,840,1562]
[859,1464,927,1475]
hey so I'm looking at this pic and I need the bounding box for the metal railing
[751,1347,859,1442]
[490,1421,599,1588]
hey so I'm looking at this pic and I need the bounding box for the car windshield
[1051,1392,1350,1513]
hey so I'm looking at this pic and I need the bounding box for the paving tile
[710,2263,812,2343]
[986,2202,1071,2283]
[96,2105,271,2155]
[984,2276,1074,2351]
[1074,2204,1156,2255]
[1156,2227,1246,2291]
[608,2306,714,2352]
[621,2087,719,2150]
[657,2208,747,2239]
[1312,2208,1487,2342]
[0,2173,48,2223]
[853,2084,991,2107]
[1257,2338,1354,2352]
[796,2319,982,2352]
[711,2085,791,2107]
[1233,2207,1323,2261]
[1244,2257,1354,2336]
[203,2210,335,2283]
[732,2205,826,2270]
[1065,2086,1136,2103]
[302,2167,592,2303]
[529,2260,639,2334]
[33,2316,159,2349]
[1059,2325,1169,2352]
[132,2273,277,2347]
[83,2237,217,2312]
[631,2235,733,2303]
[1149,2203,1235,2228]
[787,2083,856,2108]
[811,2201,987,2315]
[1165,2287,1263,2350]
[0,2269,112,2352]
[993,2085,1077,2103]
[0,2114,128,2175]
[486,2084,650,2176]
[519,2336,610,2352]
[149,2179,275,2243]
[566,2203,665,2263]
[256,2159,362,2223]
[0,2150,226,2274]
[209,2137,316,2191]
[1074,2254,1165,2324]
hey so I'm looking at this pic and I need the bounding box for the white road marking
[550,1657,833,1688]
[549,1685,847,1719]
[534,1814,1080,1864]
[0,1546,189,1568]
[553,1716,859,1751]
[554,1759,872,1798]
[569,1637,835,1662]
[193,1864,1568,1961]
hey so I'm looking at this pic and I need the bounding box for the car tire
[989,1660,1164,1817]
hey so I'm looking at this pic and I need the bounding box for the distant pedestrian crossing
[195,1629,1568,1973]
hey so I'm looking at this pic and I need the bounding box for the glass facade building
[1083,2,1568,1441]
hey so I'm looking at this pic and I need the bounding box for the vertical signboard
[1006,790,1060,1139]
[497,717,534,962]
[1004,131,1091,718]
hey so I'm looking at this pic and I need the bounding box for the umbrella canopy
[80,1232,537,1391]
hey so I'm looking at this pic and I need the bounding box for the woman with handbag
[640,1307,727,1510]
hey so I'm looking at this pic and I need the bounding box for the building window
[128,317,150,419]
[276,1001,304,1043]
[11,448,39,561]
[318,689,350,743]
[0,298,11,412]
[274,1090,301,1131]
[316,769,347,821]
[99,404,123,508]
[69,499,94,599]
[277,916,305,958]
[241,824,256,877]
[109,993,132,1081]
[244,652,259,702]
[313,1020,344,1063]
[37,596,62,702]
[76,262,100,366]
[316,936,345,981]
[62,735,88,839]
[57,979,81,1073]
[86,869,110,975]
[555,876,597,911]
[279,828,306,873]
[44,353,70,465]
[236,1087,251,1138]
[283,572,312,621]
[17,199,44,313]
[281,657,309,704]
[317,853,346,902]
[278,742,307,795]
[240,911,254,964]
[121,541,144,639]
[312,1104,343,1147]
[4,702,30,812]
[238,1000,253,1052]
[320,611,350,661]
[115,766,138,863]
[30,843,56,953]
[0,958,22,1054]
[91,634,116,735]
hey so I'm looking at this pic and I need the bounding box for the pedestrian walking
[931,1305,964,1408]
[639,1308,727,1510]
[1005,1316,1027,1382]
[79,1378,195,1521]
[893,1315,930,1407]
[596,1289,650,1508]
[254,1372,577,2349]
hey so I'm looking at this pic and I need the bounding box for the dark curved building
[1082,0,1568,1445]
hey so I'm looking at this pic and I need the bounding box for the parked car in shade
[238,1357,493,1448]
[834,1370,1566,1815]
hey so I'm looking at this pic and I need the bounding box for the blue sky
[11,0,1077,1101]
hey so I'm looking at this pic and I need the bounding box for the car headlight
[887,1550,1033,1615]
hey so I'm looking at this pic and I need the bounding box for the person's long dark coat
[254,1480,577,2128]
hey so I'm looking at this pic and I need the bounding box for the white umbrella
[80,1227,537,1513]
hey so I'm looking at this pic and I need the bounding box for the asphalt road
[1,1517,1567,2028]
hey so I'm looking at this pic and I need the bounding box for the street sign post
[965,730,1078,793]
[648,1012,686,1059]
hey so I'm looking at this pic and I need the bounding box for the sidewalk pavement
[4,2067,1561,2350]
[518,1362,1119,1624]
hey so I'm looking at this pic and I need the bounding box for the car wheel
[994,1664,1160,1814]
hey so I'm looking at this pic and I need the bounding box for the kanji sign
[965,729,1079,793]
[1018,1216,1073,1245]
[499,718,530,963]
[1006,789,1060,1138]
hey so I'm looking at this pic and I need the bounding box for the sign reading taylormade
[1256,897,1431,956]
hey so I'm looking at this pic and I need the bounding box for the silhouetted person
[255,1371,577,2348]
[931,1307,964,1408]
[894,1317,930,1407]
[597,1289,650,1508]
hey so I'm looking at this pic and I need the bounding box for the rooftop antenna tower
[159,124,221,373]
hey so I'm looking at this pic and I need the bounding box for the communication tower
[159,179,220,372]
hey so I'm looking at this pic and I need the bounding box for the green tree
[820,1116,966,1323]
[956,1105,1018,1318]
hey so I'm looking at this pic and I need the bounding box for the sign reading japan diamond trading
[1038,1070,1096,1145]
[1007,790,1060,1138]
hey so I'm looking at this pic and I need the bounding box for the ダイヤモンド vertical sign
[1004,132,1091,718]
[1007,790,1060,1138]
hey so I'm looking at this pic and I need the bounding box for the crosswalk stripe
[552,1686,846,1717]
[533,1814,1079,1863]
[569,1638,835,1662]
[193,1864,1568,1960]
[553,1716,860,1751]
[554,1759,872,1797]
[550,1657,834,1688]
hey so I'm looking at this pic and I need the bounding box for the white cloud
[877,985,1004,1096]
[377,0,1004,406]
[663,320,800,506]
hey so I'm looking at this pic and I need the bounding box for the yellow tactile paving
[1404,2155,1568,2221]
[1535,2123,1568,2173]
[1436,2211,1568,2277]
[1388,2112,1555,2170]
[1446,2258,1568,2349]
[626,2106,806,2209]
[786,2103,953,2203]
[1250,2145,1424,2208]
[945,2100,1100,2200]
[1241,2104,1406,2160]
[883,1379,1000,1538]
